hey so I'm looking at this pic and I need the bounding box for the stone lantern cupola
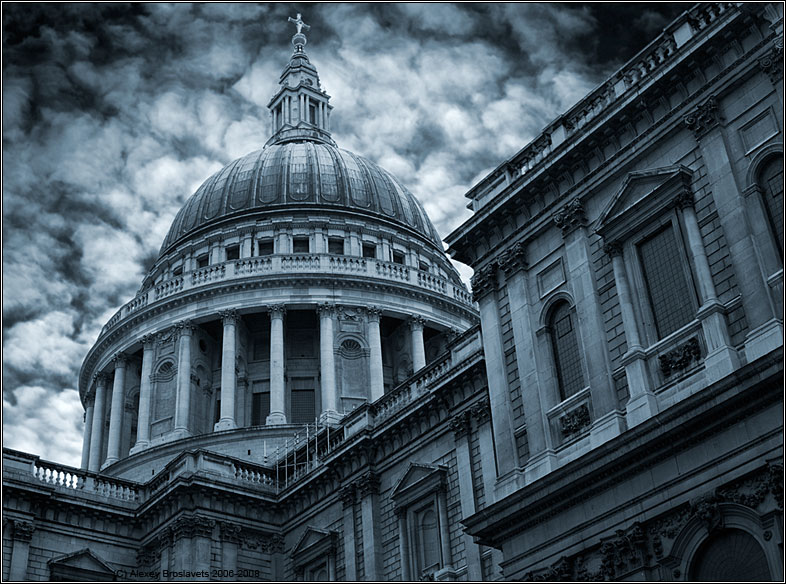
[266,13,335,146]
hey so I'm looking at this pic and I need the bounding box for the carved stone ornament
[469,398,491,424]
[658,337,701,377]
[672,187,695,210]
[689,494,722,533]
[603,240,624,258]
[683,96,721,140]
[317,303,335,318]
[365,307,382,322]
[112,352,128,367]
[219,308,237,325]
[176,320,194,337]
[553,199,587,236]
[12,520,34,542]
[266,304,286,319]
[449,411,470,439]
[140,334,155,348]
[355,472,380,497]
[171,515,215,540]
[758,37,784,84]
[92,372,110,387]
[470,263,496,302]
[498,241,528,275]
[219,521,243,544]
[560,404,591,438]
[339,484,356,508]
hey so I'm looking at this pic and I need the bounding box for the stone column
[436,486,452,571]
[685,97,781,363]
[367,309,384,401]
[472,264,519,485]
[80,393,94,469]
[357,472,383,580]
[9,520,34,581]
[267,305,287,425]
[192,517,214,580]
[104,353,128,467]
[497,243,556,482]
[409,316,426,371]
[605,242,658,427]
[676,190,739,382]
[555,201,624,445]
[215,310,238,431]
[318,304,338,420]
[340,485,358,581]
[396,508,411,581]
[449,413,482,581]
[88,373,109,471]
[131,335,155,454]
[174,322,193,437]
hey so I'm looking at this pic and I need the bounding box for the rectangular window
[251,384,271,426]
[293,237,310,254]
[638,224,695,339]
[309,103,317,124]
[172,265,183,277]
[252,333,270,361]
[362,242,377,258]
[418,261,430,272]
[196,254,209,268]
[225,245,240,261]
[214,398,221,424]
[328,237,345,255]
[258,239,274,256]
[290,377,315,424]
[392,250,406,265]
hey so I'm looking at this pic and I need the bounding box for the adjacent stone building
[3,3,783,582]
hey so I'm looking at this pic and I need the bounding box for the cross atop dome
[266,13,335,147]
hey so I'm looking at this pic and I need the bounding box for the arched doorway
[689,528,771,581]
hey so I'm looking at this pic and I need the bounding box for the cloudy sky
[3,2,688,466]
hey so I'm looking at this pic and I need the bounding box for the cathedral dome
[160,142,443,255]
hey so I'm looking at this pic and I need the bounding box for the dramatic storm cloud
[2,3,687,465]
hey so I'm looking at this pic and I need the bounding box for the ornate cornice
[683,96,721,140]
[553,199,586,237]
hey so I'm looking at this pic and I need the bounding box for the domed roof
[160,141,443,255]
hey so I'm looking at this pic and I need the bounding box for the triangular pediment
[595,165,693,239]
[49,548,114,572]
[391,463,446,499]
[292,526,332,556]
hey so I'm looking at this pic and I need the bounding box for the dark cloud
[2,2,690,464]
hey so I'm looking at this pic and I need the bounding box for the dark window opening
[362,242,377,258]
[392,250,406,265]
[293,237,310,254]
[172,266,183,277]
[638,224,695,339]
[328,237,345,255]
[196,254,209,269]
[251,388,271,426]
[214,399,221,424]
[759,156,784,257]
[291,377,315,424]
[226,245,240,261]
[418,261,430,272]
[549,302,585,400]
[309,103,317,124]
[258,239,274,256]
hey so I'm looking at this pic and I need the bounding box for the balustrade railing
[31,459,139,502]
[99,254,473,337]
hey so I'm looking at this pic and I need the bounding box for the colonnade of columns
[81,305,430,471]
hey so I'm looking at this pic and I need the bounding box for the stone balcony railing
[466,2,736,207]
[99,254,474,338]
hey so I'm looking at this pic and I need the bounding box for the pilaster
[449,411,482,581]
[9,520,34,582]
[356,472,383,580]
[339,485,358,582]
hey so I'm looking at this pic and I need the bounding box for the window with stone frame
[391,463,453,581]
[758,154,783,258]
[251,380,270,426]
[596,166,704,346]
[290,527,337,582]
[196,254,209,268]
[293,237,310,254]
[548,301,586,400]
[328,237,345,255]
[258,238,274,256]
[225,244,240,261]
[392,250,406,265]
[362,242,377,258]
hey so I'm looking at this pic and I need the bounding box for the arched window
[549,302,585,400]
[689,528,771,581]
[758,155,784,257]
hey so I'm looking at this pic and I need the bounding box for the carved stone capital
[449,411,470,439]
[176,320,194,338]
[219,521,243,544]
[267,304,286,319]
[171,515,215,540]
[355,472,380,497]
[140,334,156,349]
[12,520,34,542]
[112,352,128,368]
[603,240,624,258]
[683,96,721,140]
[672,187,695,210]
[471,263,497,303]
[758,38,784,84]
[498,241,528,275]
[365,307,382,323]
[408,315,426,331]
[553,199,586,237]
[219,309,237,326]
[317,302,335,318]
[93,372,110,387]
[339,484,356,508]
[469,398,491,424]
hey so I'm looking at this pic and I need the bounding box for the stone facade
[2,3,783,582]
